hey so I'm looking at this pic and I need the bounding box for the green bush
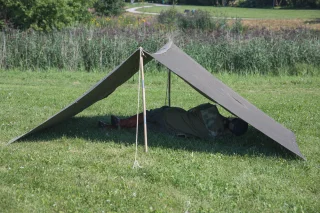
[157,7,179,28]
[230,18,245,33]
[93,0,125,16]
[158,8,230,31]
[0,0,94,31]
[286,0,320,8]
[177,10,216,30]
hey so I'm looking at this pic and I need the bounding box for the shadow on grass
[304,18,320,24]
[19,115,297,160]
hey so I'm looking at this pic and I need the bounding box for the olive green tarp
[8,42,305,160]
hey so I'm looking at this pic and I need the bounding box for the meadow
[1,4,320,212]
[1,25,319,75]
[0,70,319,212]
[138,4,320,19]
[1,6,319,75]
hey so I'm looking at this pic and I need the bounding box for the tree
[0,0,94,31]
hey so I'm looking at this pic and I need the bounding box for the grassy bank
[138,5,320,19]
[0,70,319,212]
[1,27,319,75]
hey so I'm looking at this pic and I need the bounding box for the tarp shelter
[8,42,305,160]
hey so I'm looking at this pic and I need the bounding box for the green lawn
[0,70,319,212]
[125,2,151,9]
[137,4,320,19]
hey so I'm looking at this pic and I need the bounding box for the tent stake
[139,47,148,153]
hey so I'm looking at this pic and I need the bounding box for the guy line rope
[133,47,148,168]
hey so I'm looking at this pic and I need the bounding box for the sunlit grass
[0,70,319,212]
[124,2,150,9]
[1,28,319,74]
[138,5,320,19]
[242,18,320,30]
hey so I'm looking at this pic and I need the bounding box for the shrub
[286,0,320,8]
[93,0,125,16]
[177,10,215,30]
[230,18,245,33]
[0,0,94,31]
[158,8,230,31]
[157,7,179,28]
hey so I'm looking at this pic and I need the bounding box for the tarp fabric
[147,42,304,159]
[8,42,305,160]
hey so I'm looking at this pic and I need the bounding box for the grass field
[1,70,319,212]
[137,4,320,19]
[125,3,151,9]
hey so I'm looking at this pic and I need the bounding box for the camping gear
[8,42,305,160]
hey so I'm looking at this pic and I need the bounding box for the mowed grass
[0,70,319,212]
[138,5,320,19]
[125,2,151,9]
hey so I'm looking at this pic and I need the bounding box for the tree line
[0,0,124,31]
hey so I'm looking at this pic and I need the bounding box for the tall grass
[183,32,320,75]
[0,28,167,72]
[0,26,319,75]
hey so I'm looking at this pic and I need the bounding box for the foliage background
[0,0,125,31]
[146,0,320,8]
[0,13,319,75]
[94,0,125,16]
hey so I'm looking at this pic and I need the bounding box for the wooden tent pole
[168,69,171,107]
[139,47,148,153]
